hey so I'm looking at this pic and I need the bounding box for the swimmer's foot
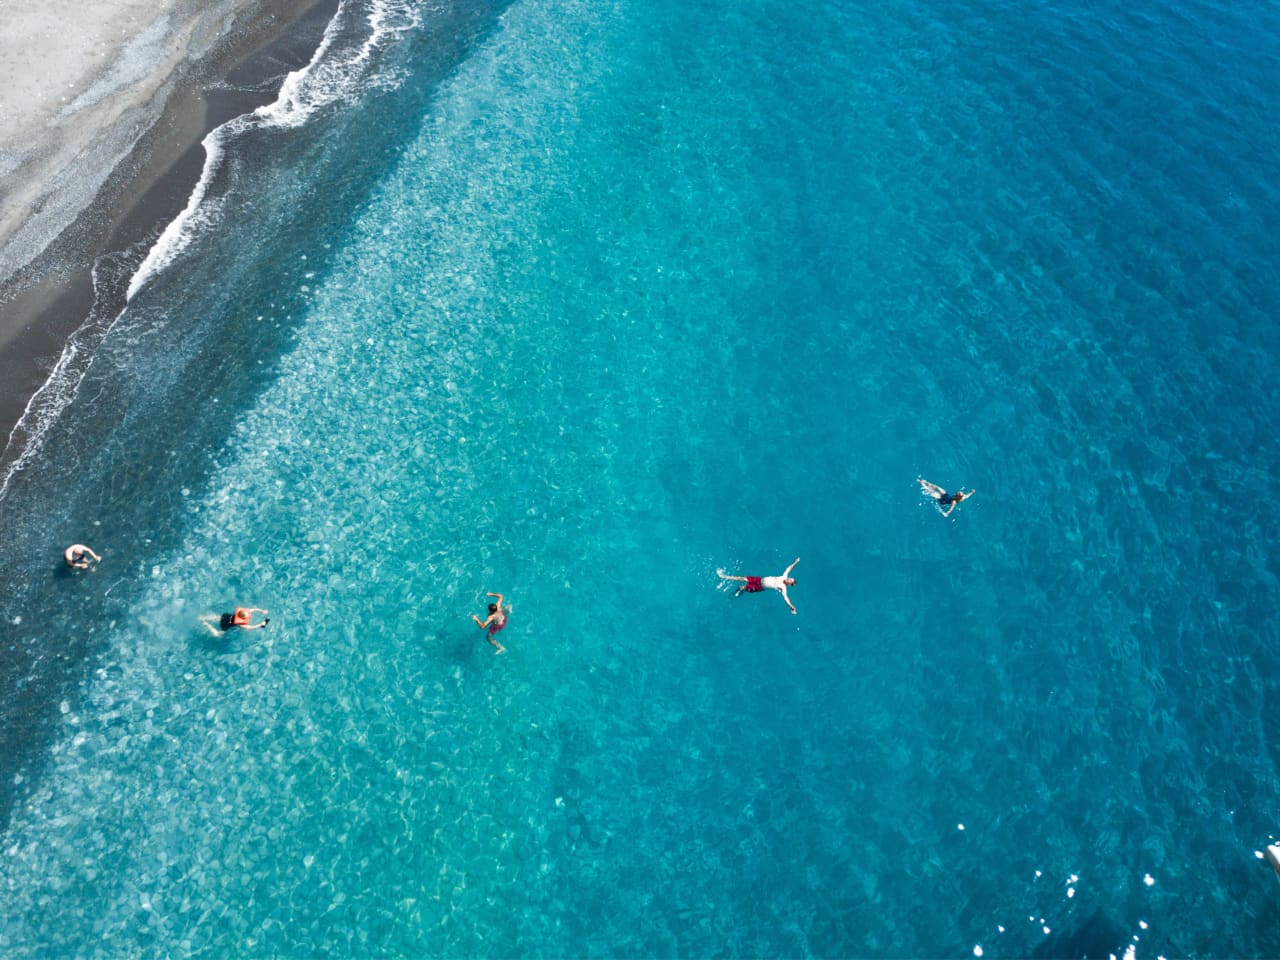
[495,644,506,654]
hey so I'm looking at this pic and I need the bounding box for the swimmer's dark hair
[488,603,498,614]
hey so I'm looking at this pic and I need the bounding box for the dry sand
[0,0,275,278]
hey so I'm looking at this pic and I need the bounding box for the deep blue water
[1,0,1279,954]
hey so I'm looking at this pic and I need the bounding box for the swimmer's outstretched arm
[486,592,505,608]
[779,586,797,614]
[939,491,974,517]
[240,608,270,629]
[783,557,800,577]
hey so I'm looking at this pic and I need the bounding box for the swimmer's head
[488,603,498,614]
[784,578,796,586]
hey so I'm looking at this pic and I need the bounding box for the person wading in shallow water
[717,557,800,614]
[200,606,270,636]
[472,591,509,653]
[63,544,101,570]
[918,478,974,517]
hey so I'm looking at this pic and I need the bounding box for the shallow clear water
[1,0,1279,954]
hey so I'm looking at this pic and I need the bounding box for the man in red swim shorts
[717,557,800,614]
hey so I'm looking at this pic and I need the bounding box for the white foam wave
[0,257,127,502]
[126,0,422,300]
[123,126,229,302]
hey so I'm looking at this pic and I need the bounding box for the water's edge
[0,0,340,485]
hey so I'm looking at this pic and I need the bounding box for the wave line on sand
[125,0,421,301]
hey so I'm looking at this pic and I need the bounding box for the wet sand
[0,0,339,468]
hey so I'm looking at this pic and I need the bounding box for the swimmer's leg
[918,478,945,498]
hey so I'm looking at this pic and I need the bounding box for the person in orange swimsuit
[472,592,509,653]
[200,606,269,636]
[717,558,800,614]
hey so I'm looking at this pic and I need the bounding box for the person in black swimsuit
[918,478,974,517]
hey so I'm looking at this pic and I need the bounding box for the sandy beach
[0,0,338,464]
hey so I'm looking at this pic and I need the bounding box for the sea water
[1,0,1278,954]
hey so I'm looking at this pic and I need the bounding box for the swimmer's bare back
[63,544,101,569]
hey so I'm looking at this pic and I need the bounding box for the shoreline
[0,0,340,469]
[0,0,346,834]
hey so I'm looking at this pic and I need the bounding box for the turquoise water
[2,0,1279,954]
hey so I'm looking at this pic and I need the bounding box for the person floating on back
[200,606,270,636]
[717,557,800,614]
[472,592,509,653]
[64,544,101,570]
[918,478,974,517]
